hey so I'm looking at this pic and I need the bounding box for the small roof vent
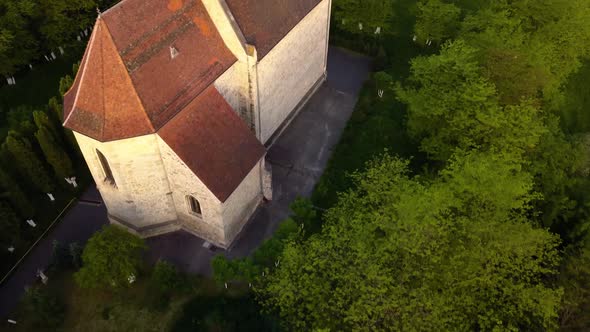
[170,46,179,59]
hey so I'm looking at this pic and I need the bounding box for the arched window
[96,149,117,188]
[187,196,202,216]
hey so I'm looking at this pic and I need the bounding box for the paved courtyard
[0,47,370,318]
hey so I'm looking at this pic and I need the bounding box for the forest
[1,0,590,331]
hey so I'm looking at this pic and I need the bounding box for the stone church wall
[73,133,177,229]
[221,161,264,244]
[257,0,330,143]
[214,61,254,130]
[156,136,226,246]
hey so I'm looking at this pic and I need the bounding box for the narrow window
[96,149,117,188]
[187,196,202,216]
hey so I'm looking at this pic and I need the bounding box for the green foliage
[147,260,184,311]
[75,225,146,290]
[59,74,74,96]
[37,0,99,49]
[414,0,461,44]
[48,96,82,156]
[5,130,54,193]
[171,294,279,332]
[333,0,395,35]
[150,260,183,294]
[22,286,66,329]
[459,0,590,105]
[7,105,36,138]
[35,122,74,180]
[33,110,61,143]
[0,200,19,247]
[0,1,39,75]
[559,247,590,330]
[259,154,563,331]
[0,0,120,75]
[0,165,33,217]
[212,219,300,285]
[397,40,547,161]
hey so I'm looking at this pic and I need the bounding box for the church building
[62,0,331,248]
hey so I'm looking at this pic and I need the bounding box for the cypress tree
[0,166,33,218]
[35,125,73,180]
[48,97,81,157]
[0,201,20,248]
[48,97,63,123]
[33,110,61,144]
[5,131,54,193]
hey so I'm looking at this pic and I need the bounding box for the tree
[414,0,461,44]
[33,110,61,144]
[459,0,590,105]
[0,0,39,75]
[75,225,146,290]
[0,200,19,248]
[36,0,97,49]
[0,165,33,217]
[396,40,547,161]
[48,96,81,156]
[7,105,37,139]
[59,75,74,96]
[5,131,54,193]
[332,0,395,35]
[257,154,563,331]
[35,124,73,180]
[22,286,65,329]
[559,246,590,330]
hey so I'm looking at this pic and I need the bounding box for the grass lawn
[0,44,85,140]
[0,45,84,113]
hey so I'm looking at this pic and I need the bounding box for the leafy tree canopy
[333,0,395,35]
[75,225,146,290]
[258,154,562,331]
[396,40,547,161]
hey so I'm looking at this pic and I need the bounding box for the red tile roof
[159,86,266,202]
[225,0,322,58]
[63,19,154,141]
[102,0,237,128]
[64,0,237,140]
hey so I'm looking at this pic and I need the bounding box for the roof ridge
[100,18,155,133]
[63,19,101,127]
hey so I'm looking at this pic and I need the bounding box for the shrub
[75,225,146,290]
[22,286,65,329]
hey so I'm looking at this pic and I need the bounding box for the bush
[75,225,146,290]
[171,294,280,332]
[22,286,65,329]
[151,260,183,293]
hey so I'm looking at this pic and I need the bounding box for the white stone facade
[257,0,331,143]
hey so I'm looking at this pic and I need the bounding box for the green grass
[0,45,84,113]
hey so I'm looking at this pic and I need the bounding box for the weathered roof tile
[225,0,322,58]
[158,86,266,202]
